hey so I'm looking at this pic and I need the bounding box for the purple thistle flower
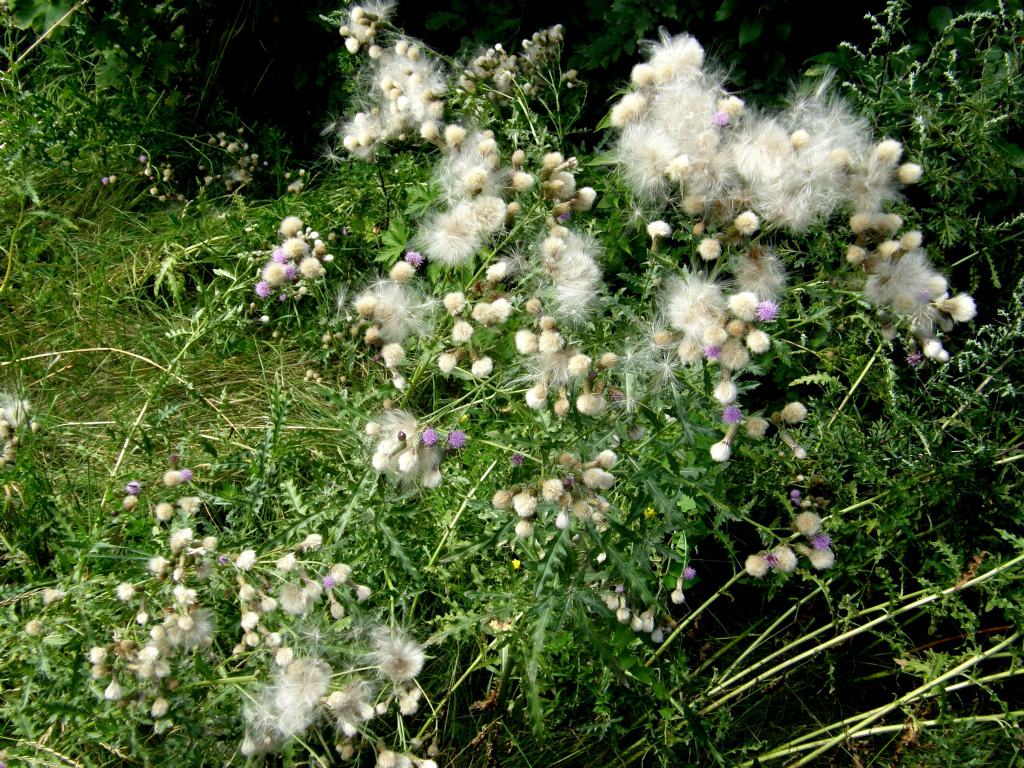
[179,468,193,483]
[283,264,298,282]
[713,110,731,128]
[755,301,779,323]
[764,552,780,568]
[271,247,289,264]
[789,489,802,501]
[322,575,337,589]
[404,250,424,267]
[510,452,524,467]
[447,430,467,450]
[562,476,575,490]
[811,534,832,550]
[906,350,923,367]
[615,584,625,594]
[139,154,148,164]
[278,293,287,301]
[704,345,721,360]
[254,280,272,298]
[218,554,230,565]
[101,176,110,185]
[722,405,743,425]
[557,210,572,223]
[125,480,142,496]
[421,428,440,447]
[683,566,697,581]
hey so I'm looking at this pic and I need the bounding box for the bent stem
[644,570,744,667]
[744,709,1024,766]
[785,631,1021,767]
[740,666,1024,765]
[697,552,1024,715]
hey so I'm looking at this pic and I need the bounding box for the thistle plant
[2,2,1020,766]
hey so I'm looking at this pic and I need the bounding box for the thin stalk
[785,631,1021,767]
[698,580,829,680]
[0,200,24,294]
[408,458,498,620]
[826,344,880,429]
[741,709,1024,766]
[8,0,89,71]
[413,638,499,741]
[698,552,1024,713]
[644,571,744,666]
[758,666,1024,757]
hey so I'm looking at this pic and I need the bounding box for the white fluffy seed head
[940,294,977,323]
[542,478,564,502]
[443,291,466,315]
[713,378,738,405]
[773,546,798,573]
[807,547,836,570]
[897,162,922,184]
[745,416,769,438]
[734,211,760,236]
[389,261,415,282]
[575,392,606,416]
[780,401,808,424]
[471,357,493,377]
[746,329,770,354]
[444,124,466,147]
[647,220,671,240]
[610,92,647,127]
[567,354,591,378]
[698,238,722,261]
[525,382,548,409]
[573,187,597,211]
[515,329,538,354]
[710,441,731,462]
[874,139,903,165]
[728,291,759,321]
[744,554,769,578]
[279,216,303,238]
[381,342,405,368]
[794,511,822,537]
[438,352,457,374]
[452,320,473,343]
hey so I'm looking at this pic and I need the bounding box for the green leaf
[789,372,841,388]
[377,216,409,264]
[738,16,764,48]
[927,6,953,33]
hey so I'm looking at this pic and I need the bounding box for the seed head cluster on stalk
[607,31,977,462]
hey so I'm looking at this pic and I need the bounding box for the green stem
[749,665,1024,762]
[644,570,744,667]
[744,709,1024,766]
[785,631,1021,767]
[408,458,498,621]
[826,344,880,430]
[697,553,1024,714]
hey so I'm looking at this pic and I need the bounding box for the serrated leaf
[789,372,840,388]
